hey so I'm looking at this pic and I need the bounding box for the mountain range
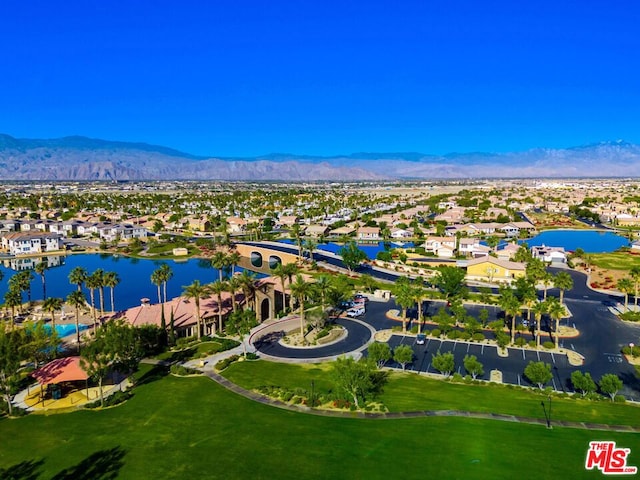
[0,134,639,181]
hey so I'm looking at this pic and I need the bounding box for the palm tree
[90,269,106,316]
[290,274,312,336]
[553,271,574,306]
[290,224,303,263]
[236,270,257,311]
[4,288,22,326]
[393,279,415,333]
[103,271,120,312]
[68,266,88,292]
[630,266,640,308]
[209,280,227,334]
[11,270,33,306]
[42,297,63,332]
[412,277,426,333]
[531,301,547,349]
[271,263,288,314]
[85,272,102,330]
[158,263,174,303]
[211,251,228,282]
[182,280,208,339]
[67,290,87,346]
[150,269,163,305]
[314,275,332,312]
[617,277,634,312]
[304,238,317,262]
[546,297,565,349]
[34,260,48,300]
[498,287,521,344]
[227,251,241,276]
[282,263,298,310]
[227,275,241,313]
[537,271,551,301]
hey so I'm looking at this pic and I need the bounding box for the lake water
[522,230,629,253]
[279,239,414,259]
[0,254,258,311]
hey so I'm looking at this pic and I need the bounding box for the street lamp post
[548,395,552,429]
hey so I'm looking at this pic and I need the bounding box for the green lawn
[590,252,640,270]
[1,364,639,479]
[222,361,640,427]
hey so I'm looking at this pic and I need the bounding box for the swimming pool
[45,323,89,337]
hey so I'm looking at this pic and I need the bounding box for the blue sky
[1,1,639,156]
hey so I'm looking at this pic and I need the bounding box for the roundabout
[250,317,375,360]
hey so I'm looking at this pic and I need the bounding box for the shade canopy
[31,356,89,386]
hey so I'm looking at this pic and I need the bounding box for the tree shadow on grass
[0,458,44,480]
[51,446,126,480]
[134,364,169,386]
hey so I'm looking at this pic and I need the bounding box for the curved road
[254,317,372,359]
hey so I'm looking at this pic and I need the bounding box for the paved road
[254,317,372,359]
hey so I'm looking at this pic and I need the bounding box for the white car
[347,307,365,317]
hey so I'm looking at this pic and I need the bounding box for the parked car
[340,301,355,309]
[347,307,365,317]
[353,294,369,303]
[416,333,426,345]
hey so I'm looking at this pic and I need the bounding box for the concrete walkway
[203,369,640,433]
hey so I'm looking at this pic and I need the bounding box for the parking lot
[383,334,575,391]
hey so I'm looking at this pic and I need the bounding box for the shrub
[430,329,441,338]
[451,372,464,382]
[281,391,294,402]
[410,325,419,334]
[614,395,626,403]
[528,340,537,348]
[458,331,471,341]
[245,352,259,360]
[514,337,527,347]
[472,333,485,342]
[495,332,509,348]
[215,354,240,371]
[85,390,133,409]
[621,345,640,357]
[170,364,200,376]
[447,330,459,340]
[543,341,555,350]
[391,325,402,332]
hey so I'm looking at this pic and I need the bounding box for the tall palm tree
[290,224,303,263]
[182,280,208,339]
[412,278,426,333]
[211,251,228,282]
[90,269,106,316]
[630,266,640,307]
[553,271,574,306]
[304,238,317,262]
[158,263,174,304]
[271,263,288,314]
[498,286,521,344]
[85,272,101,331]
[34,260,48,300]
[67,290,87,346]
[42,297,63,332]
[314,275,332,312]
[546,297,565,349]
[227,251,241,276]
[282,263,298,310]
[227,275,241,313]
[531,301,547,349]
[237,270,257,311]
[290,274,312,336]
[68,266,88,292]
[150,269,163,305]
[393,278,414,333]
[4,288,22,326]
[541,271,554,300]
[103,271,120,312]
[209,280,227,334]
[617,277,634,312]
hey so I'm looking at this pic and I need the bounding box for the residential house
[496,243,521,261]
[531,245,566,264]
[304,225,330,237]
[424,236,457,258]
[466,257,526,283]
[99,224,147,242]
[0,232,63,256]
[357,227,380,240]
[226,217,248,234]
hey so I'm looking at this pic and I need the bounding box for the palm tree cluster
[67,266,120,331]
